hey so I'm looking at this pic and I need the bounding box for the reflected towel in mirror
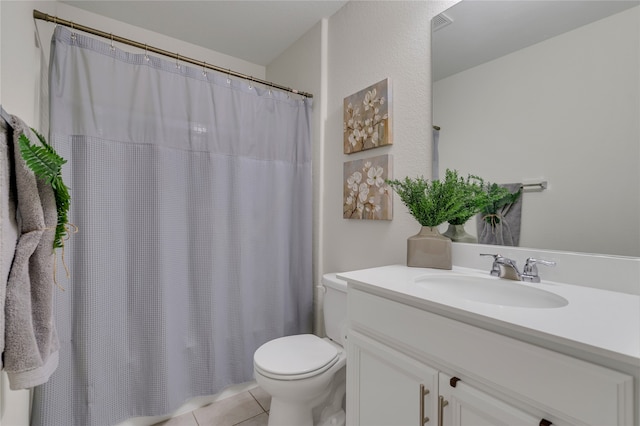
[476,183,522,246]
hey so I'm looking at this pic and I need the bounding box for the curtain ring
[226,69,231,85]
[175,53,181,70]
[248,76,254,90]
[70,21,76,40]
[144,44,149,61]
[202,61,207,77]
[110,33,115,51]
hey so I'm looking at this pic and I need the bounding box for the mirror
[432,0,639,257]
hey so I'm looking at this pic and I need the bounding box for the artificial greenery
[446,174,486,226]
[386,169,479,228]
[480,183,521,225]
[18,129,71,249]
[448,177,519,226]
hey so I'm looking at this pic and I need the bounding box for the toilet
[253,273,348,426]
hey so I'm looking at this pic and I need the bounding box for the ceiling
[432,0,639,81]
[61,0,348,66]
[59,1,639,76]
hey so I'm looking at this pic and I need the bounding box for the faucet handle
[480,253,502,276]
[522,258,556,282]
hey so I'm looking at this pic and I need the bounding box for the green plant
[448,177,521,226]
[386,169,477,227]
[447,174,486,226]
[18,128,71,250]
[480,183,521,225]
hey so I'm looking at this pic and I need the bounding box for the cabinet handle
[419,384,430,424]
[438,395,449,426]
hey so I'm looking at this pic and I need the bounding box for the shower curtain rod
[33,10,313,98]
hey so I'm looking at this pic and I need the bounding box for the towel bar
[521,181,547,191]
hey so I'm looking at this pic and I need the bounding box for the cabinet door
[438,373,542,426]
[347,331,438,426]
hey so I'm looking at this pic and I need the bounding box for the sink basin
[415,274,568,309]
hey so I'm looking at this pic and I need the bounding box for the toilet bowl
[253,273,347,426]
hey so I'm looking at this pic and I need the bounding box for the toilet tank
[322,273,348,346]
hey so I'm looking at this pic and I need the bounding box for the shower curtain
[31,27,313,426]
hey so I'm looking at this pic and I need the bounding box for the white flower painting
[343,155,393,220]
[343,79,392,154]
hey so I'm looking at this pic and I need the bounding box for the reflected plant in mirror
[444,178,515,244]
[432,0,639,257]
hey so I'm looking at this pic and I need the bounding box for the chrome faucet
[494,256,522,281]
[522,258,556,283]
[480,254,556,282]
[480,253,520,280]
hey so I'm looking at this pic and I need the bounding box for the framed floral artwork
[343,78,392,154]
[343,154,393,220]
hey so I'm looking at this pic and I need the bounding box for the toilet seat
[254,334,340,380]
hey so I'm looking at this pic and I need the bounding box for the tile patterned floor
[156,386,271,426]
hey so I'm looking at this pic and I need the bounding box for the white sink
[415,274,568,309]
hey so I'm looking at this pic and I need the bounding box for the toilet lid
[254,334,339,377]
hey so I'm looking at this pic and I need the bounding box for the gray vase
[443,223,477,243]
[407,226,452,270]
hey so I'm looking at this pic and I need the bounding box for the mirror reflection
[432,0,639,257]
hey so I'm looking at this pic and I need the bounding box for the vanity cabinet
[438,372,541,426]
[348,331,540,426]
[348,331,438,426]
[346,286,634,426]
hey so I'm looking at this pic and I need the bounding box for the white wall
[0,3,60,424]
[319,1,457,275]
[434,6,640,257]
[268,0,460,330]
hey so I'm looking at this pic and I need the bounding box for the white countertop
[338,264,640,368]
